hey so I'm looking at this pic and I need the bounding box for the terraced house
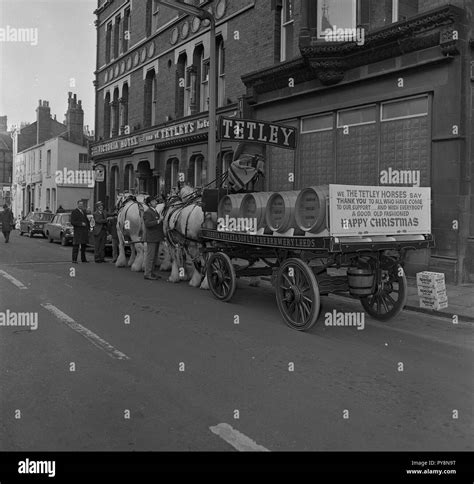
[90,0,474,283]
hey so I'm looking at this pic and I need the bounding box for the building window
[165,158,179,194]
[192,155,206,188]
[105,22,112,64]
[301,113,334,133]
[153,0,160,31]
[200,55,210,113]
[114,15,121,58]
[280,0,294,62]
[112,88,120,137]
[121,83,129,133]
[184,63,193,117]
[124,164,134,192]
[176,54,187,118]
[51,188,56,212]
[381,95,428,121]
[46,150,51,176]
[104,92,111,139]
[39,150,42,171]
[122,8,130,53]
[146,0,152,37]
[217,38,225,107]
[316,0,418,38]
[337,105,376,127]
[46,189,50,209]
[144,70,157,128]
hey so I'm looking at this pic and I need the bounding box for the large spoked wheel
[276,258,321,331]
[360,258,408,321]
[207,252,237,303]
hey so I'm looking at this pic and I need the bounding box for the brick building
[90,0,287,206]
[0,116,13,206]
[239,0,473,283]
[91,0,474,283]
[12,94,93,217]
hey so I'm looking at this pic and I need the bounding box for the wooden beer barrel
[218,194,246,220]
[265,191,300,233]
[239,192,274,230]
[295,185,329,234]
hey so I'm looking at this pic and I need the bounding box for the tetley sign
[218,117,297,149]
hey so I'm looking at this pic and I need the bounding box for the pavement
[0,231,473,452]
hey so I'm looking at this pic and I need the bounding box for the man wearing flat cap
[93,201,108,263]
[143,196,164,280]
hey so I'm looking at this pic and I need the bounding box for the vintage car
[19,211,55,238]
[45,212,74,245]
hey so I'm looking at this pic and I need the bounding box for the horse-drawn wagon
[200,117,434,331]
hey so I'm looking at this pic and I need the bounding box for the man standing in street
[107,210,119,263]
[93,201,108,263]
[0,204,15,243]
[143,196,164,280]
[70,201,90,263]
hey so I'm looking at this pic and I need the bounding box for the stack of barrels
[217,185,330,235]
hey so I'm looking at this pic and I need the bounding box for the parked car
[19,212,55,238]
[45,212,74,246]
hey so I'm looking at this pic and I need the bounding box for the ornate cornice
[243,5,463,96]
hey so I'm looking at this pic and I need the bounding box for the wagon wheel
[360,257,407,321]
[276,258,321,331]
[207,252,237,302]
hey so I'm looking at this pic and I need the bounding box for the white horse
[161,185,209,289]
[115,193,152,272]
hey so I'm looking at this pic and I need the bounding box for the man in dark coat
[143,196,164,280]
[93,201,108,263]
[107,210,119,263]
[70,201,90,263]
[0,205,15,243]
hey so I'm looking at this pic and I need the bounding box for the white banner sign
[329,184,431,236]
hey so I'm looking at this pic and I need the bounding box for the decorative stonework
[243,5,463,97]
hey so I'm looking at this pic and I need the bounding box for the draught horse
[160,185,210,289]
[115,193,166,272]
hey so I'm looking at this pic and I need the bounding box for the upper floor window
[280,0,294,62]
[105,22,112,63]
[122,8,130,53]
[316,0,419,39]
[200,54,210,113]
[114,15,121,58]
[153,0,160,31]
[146,0,152,37]
[217,38,225,107]
[46,150,51,176]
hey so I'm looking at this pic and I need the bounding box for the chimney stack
[36,99,51,144]
[0,116,7,133]
[66,92,84,145]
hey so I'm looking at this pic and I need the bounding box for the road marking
[0,270,27,290]
[41,303,130,360]
[210,423,270,452]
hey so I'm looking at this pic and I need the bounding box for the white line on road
[210,423,270,452]
[0,270,27,290]
[41,303,130,360]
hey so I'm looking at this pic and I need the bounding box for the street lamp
[157,0,217,187]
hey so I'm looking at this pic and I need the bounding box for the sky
[0,0,96,131]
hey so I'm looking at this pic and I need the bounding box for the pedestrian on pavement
[56,205,65,214]
[107,210,119,263]
[143,196,164,281]
[44,206,52,213]
[71,201,90,263]
[0,205,15,243]
[93,201,108,263]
